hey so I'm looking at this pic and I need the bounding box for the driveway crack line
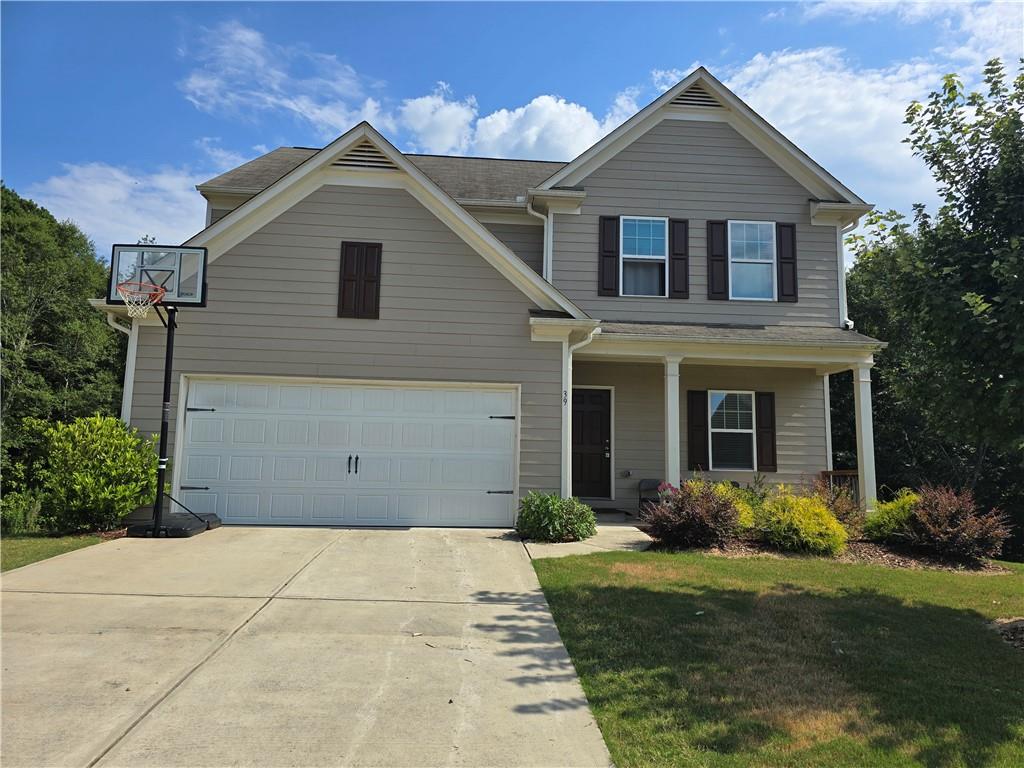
[84,532,344,768]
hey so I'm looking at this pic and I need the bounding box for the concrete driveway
[1,527,611,767]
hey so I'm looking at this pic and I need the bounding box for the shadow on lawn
[475,582,1024,767]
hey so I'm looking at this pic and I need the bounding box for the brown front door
[572,388,611,498]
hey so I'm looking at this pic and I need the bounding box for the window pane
[623,260,665,296]
[623,236,637,255]
[712,432,754,470]
[710,392,752,429]
[622,218,667,258]
[623,219,637,237]
[732,262,774,299]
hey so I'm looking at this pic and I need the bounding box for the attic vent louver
[333,140,399,170]
[670,83,722,109]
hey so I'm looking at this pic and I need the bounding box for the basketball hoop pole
[152,305,177,536]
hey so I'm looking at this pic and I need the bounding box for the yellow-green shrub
[864,489,920,542]
[755,490,848,556]
[712,482,757,530]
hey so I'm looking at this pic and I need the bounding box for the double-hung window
[620,216,668,297]
[728,221,775,301]
[709,391,755,470]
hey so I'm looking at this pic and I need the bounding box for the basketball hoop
[116,281,166,318]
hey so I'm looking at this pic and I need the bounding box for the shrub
[642,480,739,548]
[1,489,43,534]
[516,492,596,542]
[864,489,920,542]
[755,489,848,556]
[712,482,758,531]
[902,486,1009,560]
[810,477,864,534]
[37,416,158,533]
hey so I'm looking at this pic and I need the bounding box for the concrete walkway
[524,520,652,560]
[1,527,611,767]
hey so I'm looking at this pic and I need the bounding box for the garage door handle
[355,455,359,473]
[186,407,216,413]
[181,486,210,491]
[348,455,352,474]
[486,490,513,495]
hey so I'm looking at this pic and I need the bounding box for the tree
[833,59,1024,555]
[1,185,125,488]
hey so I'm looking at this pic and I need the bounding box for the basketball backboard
[107,245,208,307]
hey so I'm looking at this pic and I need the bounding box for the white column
[853,365,877,510]
[560,340,572,498]
[823,374,833,471]
[664,356,682,486]
[120,319,139,424]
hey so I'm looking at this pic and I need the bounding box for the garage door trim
[171,373,522,526]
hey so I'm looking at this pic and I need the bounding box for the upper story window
[620,216,668,297]
[709,390,755,470]
[728,221,776,301]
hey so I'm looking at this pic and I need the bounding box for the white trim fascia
[537,68,865,205]
[467,211,541,226]
[573,384,616,501]
[196,184,265,196]
[578,337,878,368]
[810,201,873,228]
[529,317,602,342]
[120,320,139,423]
[183,123,587,319]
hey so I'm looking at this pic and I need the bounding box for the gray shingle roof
[198,147,566,203]
[599,322,884,347]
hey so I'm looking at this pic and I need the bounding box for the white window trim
[619,215,669,298]
[708,389,757,472]
[728,220,777,302]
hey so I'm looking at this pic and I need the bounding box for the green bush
[38,416,158,532]
[755,489,848,556]
[516,492,596,542]
[712,482,758,531]
[864,488,920,542]
[1,489,43,534]
[643,480,739,548]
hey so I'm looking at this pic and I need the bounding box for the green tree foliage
[832,59,1024,556]
[1,185,125,489]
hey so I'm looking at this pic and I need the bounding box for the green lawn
[1,534,102,572]
[534,551,1024,768]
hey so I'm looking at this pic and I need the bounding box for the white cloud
[27,163,208,251]
[399,83,477,154]
[472,88,640,160]
[179,20,394,139]
[195,137,250,171]
[652,67,696,92]
[724,46,944,214]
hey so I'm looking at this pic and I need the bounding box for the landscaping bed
[535,550,1024,767]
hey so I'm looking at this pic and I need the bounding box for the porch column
[664,355,682,486]
[561,340,572,498]
[853,365,877,510]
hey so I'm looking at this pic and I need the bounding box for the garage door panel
[181,380,517,527]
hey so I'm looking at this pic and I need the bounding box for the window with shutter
[338,241,382,319]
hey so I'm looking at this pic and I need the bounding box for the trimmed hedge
[516,492,596,542]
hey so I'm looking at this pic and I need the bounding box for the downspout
[561,326,602,497]
[838,222,857,329]
[526,198,553,282]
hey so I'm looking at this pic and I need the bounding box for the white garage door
[178,379,518,527]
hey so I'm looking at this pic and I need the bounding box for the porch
[530,318,884,512]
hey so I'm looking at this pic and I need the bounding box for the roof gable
[184,123,587,319]
[538,67,866,206]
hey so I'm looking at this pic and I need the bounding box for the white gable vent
[333,140,399,170]
[670,83,722,109]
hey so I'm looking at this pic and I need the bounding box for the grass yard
[1,534,101,572]
[534,551,1024,768]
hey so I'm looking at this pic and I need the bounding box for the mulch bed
[98,528,127,541]
[689,536,1011,573]
[992,619,1024,650]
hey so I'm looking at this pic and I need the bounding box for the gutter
[525,199,553,282]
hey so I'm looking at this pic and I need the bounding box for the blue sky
[2,1,1021,252]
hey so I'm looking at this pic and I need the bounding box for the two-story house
[96,67,883,528]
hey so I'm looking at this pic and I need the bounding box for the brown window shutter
[668,219,689,299]
[776,223,798,303]
[687,390,709,472]
[755,391,777,472]
[706,221,728,300]
[338,241,382,319]
[598,216,619,296]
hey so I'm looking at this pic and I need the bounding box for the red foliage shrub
[904,486,1010,560]
[641,481,739,549]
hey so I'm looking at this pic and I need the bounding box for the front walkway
[1,527,611,767]
[523,515,653,560]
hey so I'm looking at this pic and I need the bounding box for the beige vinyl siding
[574,360,827,509]
[553,119,841,326]
[483,222,544,275]
[130,185,562,496]
[209,208,231,225]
